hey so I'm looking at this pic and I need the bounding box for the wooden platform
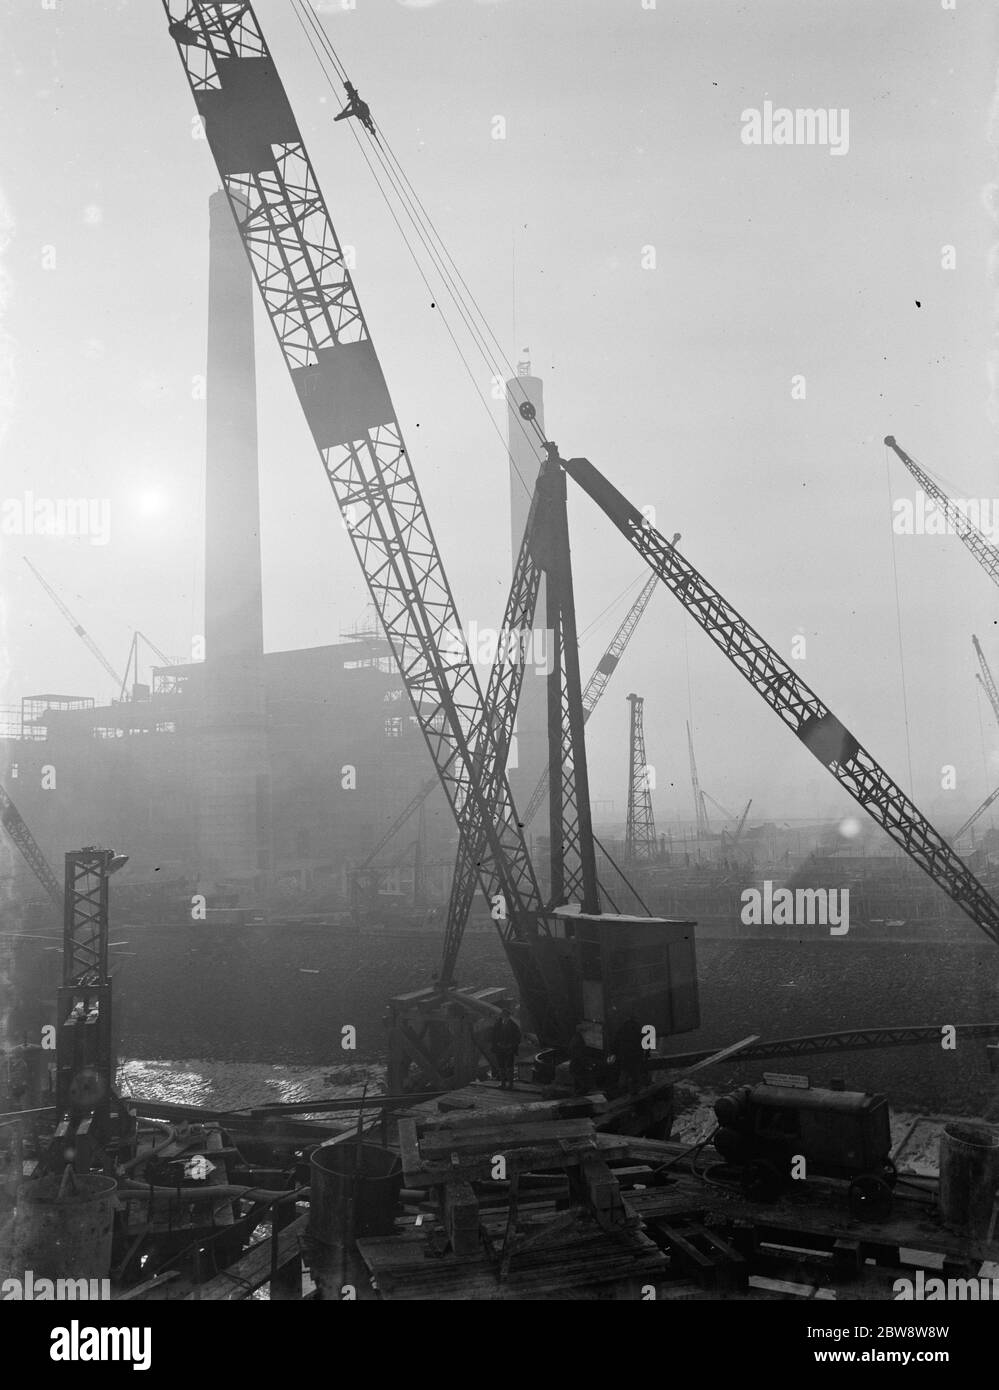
[357,1207,665,1300]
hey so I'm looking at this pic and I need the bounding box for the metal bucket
[938,1123,999,1239]
[1,1173,117,1281]
[309,1142,402,1245]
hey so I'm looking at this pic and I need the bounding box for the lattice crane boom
[162,1,561,1024]
[732,797,753,844]
[954,785,999,842]
[885,437,999,591]
[0,782,63,909]
[686,720,710,836]
[625,693,657,863]
[973,636,999,729]
[25,559,123,691]
[439,476,547,986]
[562,452,999,948]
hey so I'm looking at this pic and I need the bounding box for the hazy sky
[3,0,999,831]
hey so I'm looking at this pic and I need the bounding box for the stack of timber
[357,1092,667,1299]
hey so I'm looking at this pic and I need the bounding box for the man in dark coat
[490,1006,521,1090]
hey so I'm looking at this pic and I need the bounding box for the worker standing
[490,1006,521,1091]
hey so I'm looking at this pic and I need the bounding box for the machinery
[713,1078,896,1217]
[49,847,132,1174]
[159,4,999,1099]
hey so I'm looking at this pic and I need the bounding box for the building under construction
[1,192,457,919]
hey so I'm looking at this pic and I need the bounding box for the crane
[884,437,999,591]
[162,1,999,1064]
[25,559,123,692]
[561,450,999,948]
[686,721,711,837]
[351,572,657,885]
[522,573,657,828]
[0,782,63,910]
[973,635,999,729]
[625,694,657,863]
[118,630,173,701]
[731,797,753,846]
[703,791,738,822]
[163,0,563,1036]
[953,785,999,843]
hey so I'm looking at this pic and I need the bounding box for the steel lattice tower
[625,694,657,864]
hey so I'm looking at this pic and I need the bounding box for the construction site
[2,0,999,1337]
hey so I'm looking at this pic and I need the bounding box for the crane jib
[562,454,999,948]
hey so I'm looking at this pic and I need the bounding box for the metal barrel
[938,1122,999,1238]
[2,1173,117,1282]
[308,1142,402,1246]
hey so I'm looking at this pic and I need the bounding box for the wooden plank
[655,1221,716,1271]
[356,1217,667,1300]
[444,1181,480,1257]
[419,1118,595,1154]
[694,1225,747,1265]
[114,1271,181,1301]
[675,1035,760,1076]
[183,1213,309,1301]
[396,1119,424,1180]
[419,1097,604,1131]
[414,1138,600,1186]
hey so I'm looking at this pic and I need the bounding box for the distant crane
[885,437,999,591]
[25,558,123,692]
[118,630,174,701]
[703,791,737,822]
[0,781,63,909]
[731,797,753,846]
[686,721,711,837]
[350,572,658,885]
[625,694,657,864]
[973,635,999,730]
[522,573,658,828]
[953,786,999,844]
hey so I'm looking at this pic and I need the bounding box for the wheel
[741,1158,785,1203]
[518,400,537,420]
[848,1173,893,1221]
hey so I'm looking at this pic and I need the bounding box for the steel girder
[62,849,112,986]
[658,1022,999,1070]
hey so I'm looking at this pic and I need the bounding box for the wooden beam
[396,1119,425,1181]
[183,1214,310,1301]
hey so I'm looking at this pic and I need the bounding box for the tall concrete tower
[197,192,270,890]
[506,357,547,815]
